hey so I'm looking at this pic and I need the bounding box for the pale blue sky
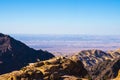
[0,0,120,35]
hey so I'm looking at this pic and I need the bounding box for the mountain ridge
[74,49,120,67]
[0,56,89,80]
[0,33,54,74]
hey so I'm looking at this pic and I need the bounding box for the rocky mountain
[72,49,120,80]
[0,48,120,80]
[89,58,120,80]
[0,33,54,74]
[107,49,120,58]
[0,56,89,80]
[74,49,120,67]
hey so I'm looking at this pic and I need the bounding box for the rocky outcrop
[0,56,89,80]
[89,58,120,80]
[107,49,120,59]
[73,49,120,80]
[0,33,54,74]
[74,49,113,67]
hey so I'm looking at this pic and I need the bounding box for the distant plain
[11,34,120,56]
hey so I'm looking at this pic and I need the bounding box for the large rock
[0,33,54,74]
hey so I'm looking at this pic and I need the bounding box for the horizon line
[8,33,120,36]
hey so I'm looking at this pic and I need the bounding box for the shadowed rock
[89,58,120,80]
[0,33,54,74]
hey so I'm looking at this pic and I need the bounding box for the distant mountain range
[0,33,54,74]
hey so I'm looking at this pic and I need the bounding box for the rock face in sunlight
[0,33,54,74]
[73,49,120,79]
[74,49,120,67]
[107,48,120,58]
[0,56,89,80]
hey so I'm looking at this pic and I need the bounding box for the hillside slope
[0,33,54,74]
[74,49,120,67]
[0,56,89,80]
[89,58,120,80]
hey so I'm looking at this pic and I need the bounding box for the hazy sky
[0,0,120,35]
